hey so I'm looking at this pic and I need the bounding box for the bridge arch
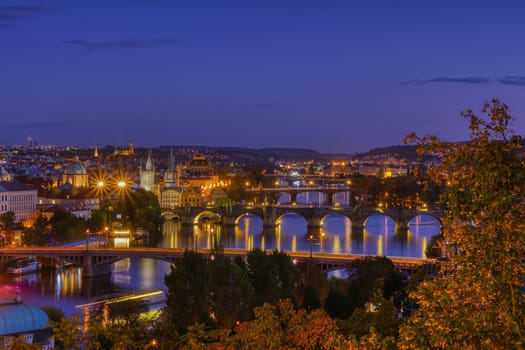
[363,213,396,231]
[407,214,442,230]
[319,212,352,227]
[161,211,182,221]
[234,212,264,225]
[193,210,222,225]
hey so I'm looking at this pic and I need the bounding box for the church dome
[0,303,50,335]
[64,157,87,175]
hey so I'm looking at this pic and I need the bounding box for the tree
[23,214,49,246]
[164,251,212,334]
[228,299,345,350]
[399,99,525,348]
[246,249,301,306]
[209,252,255,328]
[0,211,16,231]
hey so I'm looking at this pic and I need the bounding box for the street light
[86,229,90,251]
[308,234,314,258]
[104,226,109,248]
[321,232,325,254]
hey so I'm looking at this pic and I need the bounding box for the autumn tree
[399,99,525,348]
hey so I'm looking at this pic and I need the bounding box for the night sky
[2,1,525,153]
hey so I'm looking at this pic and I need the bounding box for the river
[0,211,440,316]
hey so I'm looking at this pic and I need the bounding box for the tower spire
[145,149,154,171]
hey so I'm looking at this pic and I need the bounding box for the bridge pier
[221,216,236,226]
[307,216,322,228]
[325,193,334,206]
[395,218,410,234]
[82,254,112,278]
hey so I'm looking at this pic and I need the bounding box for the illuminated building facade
[0,183,38,223]
[61,156,89,188]
[140,150,160,196]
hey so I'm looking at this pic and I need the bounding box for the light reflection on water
[1,213,440,316]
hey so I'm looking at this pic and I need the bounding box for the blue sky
[2,0,525,153]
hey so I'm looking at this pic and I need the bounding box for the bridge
[162,204,443,234]
[0,247,430,277]
[246,186,359,206]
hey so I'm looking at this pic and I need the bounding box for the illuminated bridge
[161,204,443,234]
[0,247,430,277]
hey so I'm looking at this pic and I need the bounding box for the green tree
[246,249,301,306]
[49,209,87,243]
[0,211,16,231]
[164,251,212,333]
[399,99,525,348]
[23,214,49,246]
[52,314,84,350]
[209,252,255,328]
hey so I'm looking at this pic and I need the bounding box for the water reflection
[5,212,440,316]
[158,213,440,259]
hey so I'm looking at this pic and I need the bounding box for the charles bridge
[161,203,442,234]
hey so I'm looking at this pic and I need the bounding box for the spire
[145,149,154,171]
[168,147,176,172]
[94,145,99,158]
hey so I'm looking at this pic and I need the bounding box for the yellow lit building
[62,156,89,188]
[179,186,202,207]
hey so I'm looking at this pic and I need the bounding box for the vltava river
[0,212,440,316]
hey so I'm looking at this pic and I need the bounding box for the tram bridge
[0,247,430,277]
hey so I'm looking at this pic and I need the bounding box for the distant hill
[352,145,420,162]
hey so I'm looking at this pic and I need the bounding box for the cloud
[497,76,525,86]
[401,77,490,85]
[63,39,181,50]
[7,120,72,129]
[0,5,57,28]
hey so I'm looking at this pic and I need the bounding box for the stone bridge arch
[234,212,264,225]
[193,210,222,225]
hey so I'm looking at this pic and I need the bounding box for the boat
[7,258,42,275]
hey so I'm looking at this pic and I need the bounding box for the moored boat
[7,259,42,275]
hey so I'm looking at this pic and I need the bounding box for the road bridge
[0,247,431,277]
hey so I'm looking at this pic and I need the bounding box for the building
[163,147,178,188]
[0,183,38,223]
[0,166,11,182]
[179,186,202,207]
[159,188,181,209]
[179,155,218,188]
[113,140,134,157]
[0,290,54,349]
[61,156,89,188]
[140,150,160,196]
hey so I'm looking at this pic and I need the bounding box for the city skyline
[2,1,525,153]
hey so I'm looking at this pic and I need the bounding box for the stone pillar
[325,193,334,206]
[263,206,277,227]
[290,192,298,204]
[222,216,236,226]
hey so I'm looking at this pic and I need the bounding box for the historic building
[160,148,180,208]
[0,290,54,349]
[0,183,38,223]
[140,150,160,196]
[113,140,134,157]
[61,156,89,188]
[179,155,218,188]
[0,166,11,182]
[160,188,181,209]
[163,148,178,188]
[179,186,202,207]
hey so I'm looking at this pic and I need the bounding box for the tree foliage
[399,99,525,348]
